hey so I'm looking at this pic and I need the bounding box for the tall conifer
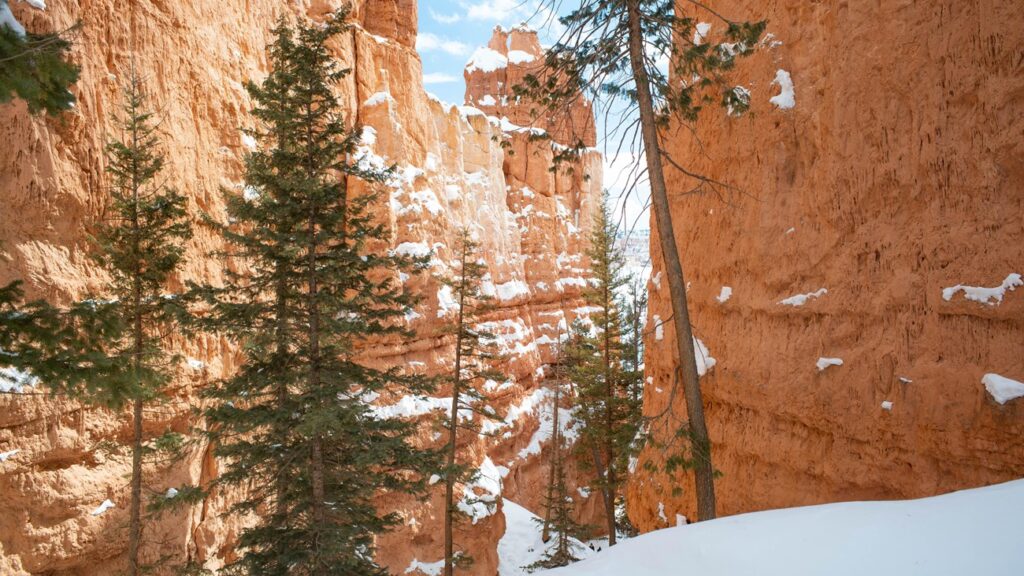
[439,229,504,576]
[566,195,640,546]
[201,10,436,575]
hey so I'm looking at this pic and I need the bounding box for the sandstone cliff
[0,2,602,574]
[630,0,1024,530]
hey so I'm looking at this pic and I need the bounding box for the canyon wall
[0,2,602,574]
[631,0,1024,529]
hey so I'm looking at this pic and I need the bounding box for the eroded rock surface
[0,3,602,574]
[631,0,1024,531]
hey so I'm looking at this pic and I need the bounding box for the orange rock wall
[630,0,1024,530]
[0,2,602,574]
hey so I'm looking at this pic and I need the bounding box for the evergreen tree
[439,228,504,576]
[517,0,766,521]
[531,338,587,571]
[565,195,639,546]
[0,0,79,114]
[91,69,193,576]
[200,10,436,575]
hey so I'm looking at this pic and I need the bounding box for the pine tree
[516,0,766,521]
[566,194,639,546]
[531,337,587,571]
[0,0,79,114]
[439,229,504,576]
[200,10,436,575]
[90,69,193,576]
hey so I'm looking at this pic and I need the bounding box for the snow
[392,242,432,259]
[653,315,664,341]
[779,288,827,306]
[0,449,18,461]
[693,22,712,46]
[242,186,260,202]
[466,47,508,73]
[942,273,1021,306]
[405,558,444,576]
[165,487,179,499]
[769,69,796,110]
[495,279,530,301]
[693,337,716,377]
[881,400,893,411]
[0,366,37,392]
[240,133,257,150]
[90,499,115,516]
[716,286,732,303]
[498,501,594,576]
[478,94,498,106]
[982,373,1024,405]
[816,357,844,371]
[507,49,536,65]
[436,285,458,318]
[657,502,668,523]
[650,272,662,290]
[370,395,461,421]
[363,91,395,107]
[544,479,1024,576]
[185,358,205,371]
[457,457,503,524]
[1,0,46,37]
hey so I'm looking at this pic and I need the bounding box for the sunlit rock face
[0,1,604,574]
[631,0,1024,531]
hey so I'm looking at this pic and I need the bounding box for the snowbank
[499,501,594,576]
[542,480,1024,576]
[982,373,1024,405]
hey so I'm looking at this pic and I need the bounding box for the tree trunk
[624,0,717,521]
[444,246,468,576]
[128,396,143,575]
[542,378,562,542]
[602,284,617,545]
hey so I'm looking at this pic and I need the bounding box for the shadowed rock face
[631,0,1024,531]
[0,1,603,574]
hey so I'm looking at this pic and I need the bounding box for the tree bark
[444,243,468,576]
[624,0,717,521]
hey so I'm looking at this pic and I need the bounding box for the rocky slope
[631,0,1024,529]
[0,2,602,574]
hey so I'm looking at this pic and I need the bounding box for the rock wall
[630,0,1024,530]
[0,2,602,574]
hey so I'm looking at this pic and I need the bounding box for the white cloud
[430,8,462,24]
[423,72,459,85]
[417,32,470,56]
[464,0,523,21]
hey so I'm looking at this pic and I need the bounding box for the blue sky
[415,1,651,236]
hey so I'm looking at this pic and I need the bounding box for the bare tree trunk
[624,0,717,521]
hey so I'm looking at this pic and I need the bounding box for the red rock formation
[0,1,604,574]
[630,0,1024,531]
[464,26,597,148]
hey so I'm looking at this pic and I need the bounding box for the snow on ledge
[982,373,1024,405]
[716,286,732,303]
[769,69,796,110]
[90,499,115,516]
[466,47,508,73]
[780,288,827,307]
[942,273,1021,306]
[405,558,444,575]
[816,357,843,371]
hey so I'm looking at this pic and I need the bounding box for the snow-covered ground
[498,501,594,576]
[538,479,1024,576]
